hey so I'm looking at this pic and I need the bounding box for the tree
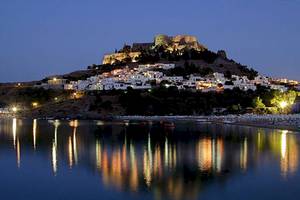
[224,70,232,79]
[253,97,266,113]
[271,90,297,113]
[225,81,234,85]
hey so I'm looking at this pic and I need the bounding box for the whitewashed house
[270,84,288,92]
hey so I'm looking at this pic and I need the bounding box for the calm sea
[0,119,299,200]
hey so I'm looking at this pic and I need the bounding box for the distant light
[69,120,79,128]
[279,101,288,109]
[12,107,18,112]
[53,77,57,81]
[54,97,58,101]
[32,102,38,107]
[17,83,21,86]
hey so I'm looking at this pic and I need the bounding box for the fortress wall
[102,52,141,65]
[102,34,207,64]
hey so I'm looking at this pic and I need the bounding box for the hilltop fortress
[154,34,206,51]
[102,34,207,65]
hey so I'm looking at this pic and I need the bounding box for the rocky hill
[97,34,258,80]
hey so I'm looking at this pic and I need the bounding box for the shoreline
[1,114,299,132]
[116,114,300,132]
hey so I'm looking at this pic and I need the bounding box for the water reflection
[33,119,37,150]
[280,130,298,177]
[12,118,17,148]
[0,119,299,200]
[51,120,59,175]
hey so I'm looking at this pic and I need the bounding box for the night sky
[1,0,299,82]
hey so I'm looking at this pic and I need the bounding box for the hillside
[96,34,258,79]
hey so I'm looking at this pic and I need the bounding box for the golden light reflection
[215,139,224,172]
[12,118,17,148]
[16,138,20,168]
[95,139,102,170]
[257,130,266,152]
[153,146,162,177]
[102,149,109,186]
[33,119,37,150]
[52,141,57,175]
[69,120,79,128]
[196,138,212,171]
[68,136,73,168]
[73,126,78,165]
[240,138,248,170]
[143,150,152,187]
[281,131,287,159]
[69,120,79,165]
[164,137,169,168]
[130,143,138,191]
[52,120,59,175]
[122,143,127,172]
[111,148,122,189]
[143,134,153,187]
[280,130,298,178]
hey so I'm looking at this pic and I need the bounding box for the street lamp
[12,106,18,113]
[32,102,38,107]
[279,101,288,109]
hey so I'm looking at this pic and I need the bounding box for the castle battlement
[102,34,207,65]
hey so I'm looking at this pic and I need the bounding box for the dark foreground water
[0,118,299,200]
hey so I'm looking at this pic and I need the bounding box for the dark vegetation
[0,87,72,107]
[137,48,218,64]
[160,62,214,77]
[1,85,297,117]
[117,86,276,115]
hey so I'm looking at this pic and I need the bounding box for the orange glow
[196,138,212,171]
[33,119,37,150]
[129,144,138,191]
[240,138,248,170]
[96,140,102,170]
[16,138,21,168]
[280,131,299,178]
[68,136,73,168]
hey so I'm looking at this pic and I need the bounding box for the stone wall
[154,34,206,51]
[102,52,141,65]
[102,34,207,64]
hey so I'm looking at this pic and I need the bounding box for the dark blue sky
[1,0,299,82]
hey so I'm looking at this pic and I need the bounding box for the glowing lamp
[12,107,18,112]
[279,101,288,109]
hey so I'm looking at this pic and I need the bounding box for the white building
[213,72,226,83]
[162,76,184,83]
[270,84,288,92]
